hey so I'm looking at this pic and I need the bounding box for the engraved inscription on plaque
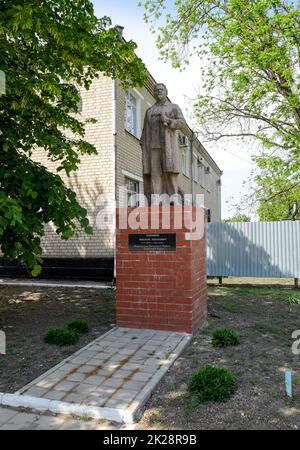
[128,233,176,251]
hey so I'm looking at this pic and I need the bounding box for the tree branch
[260,181,300,202]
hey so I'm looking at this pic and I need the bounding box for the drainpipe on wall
[112,24,124,280]
[292,201,299,289]
[112,79,117,280]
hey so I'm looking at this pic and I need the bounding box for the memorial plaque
[128,233,176,251]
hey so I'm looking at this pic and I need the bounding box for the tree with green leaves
[140,0,300,217]
[0,0,146,275]
[223,214,251,223]
[255,158,300,220]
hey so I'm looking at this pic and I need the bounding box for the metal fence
[206,221,300,278]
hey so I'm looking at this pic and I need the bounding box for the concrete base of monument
[116,206,208,333]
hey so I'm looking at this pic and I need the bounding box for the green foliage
[212,328,240,347]
[223,214,250,223]
[0,0,147,275]
[256,177,300,221]
[67,319,89,334]
[189,365,237,403]
[44,328,79,346]
[141,0,300,208]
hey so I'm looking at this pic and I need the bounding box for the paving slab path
[0,327,191,427]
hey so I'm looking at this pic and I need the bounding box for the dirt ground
[0,285,115,392]
[1,283,300,429]
[138,285,300,430]
[208,276,297,286]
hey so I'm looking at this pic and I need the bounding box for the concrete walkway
[2,327,191,425]
[0,406,128,430]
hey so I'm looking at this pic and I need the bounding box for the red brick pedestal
[116,206,207,333]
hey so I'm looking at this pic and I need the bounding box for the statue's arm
[167,105,186,130]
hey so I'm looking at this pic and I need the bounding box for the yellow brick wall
[32,73,115,258]
[178,142,222,222]
[208,170,222,222]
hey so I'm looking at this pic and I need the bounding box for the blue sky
[92,0,255,219]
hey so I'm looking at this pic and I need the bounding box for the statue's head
[154,83,168,102]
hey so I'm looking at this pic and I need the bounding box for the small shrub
[212,328,239,347]
[284,295,300,305]
[44,328,79,346]
[189,365,237,403]
[67,319,89,334]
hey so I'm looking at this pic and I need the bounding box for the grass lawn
[0,286,115,392]
[138,285,300,430]
[1,283,300,429]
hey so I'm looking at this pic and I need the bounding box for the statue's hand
[161,114,170,126]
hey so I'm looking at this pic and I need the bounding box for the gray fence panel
[206,221,300,278]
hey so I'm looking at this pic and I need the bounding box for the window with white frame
[206,208,211,223]
[192,153,198,182]
[125,177,140,208]
[205,166,211,192]
[125,91,141,138]
[198,161,204,187]
[179,134,188,146]
[182,147,190,177]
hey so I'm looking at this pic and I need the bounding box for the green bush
[67,319,89,334]
[189,365,237,403]
[212,328,239,347]
[284,295,300,305]
[44,328,79,346]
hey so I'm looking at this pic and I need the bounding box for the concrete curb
[1,393,50,412]
[0,393,124,422]
[0,279,112,289]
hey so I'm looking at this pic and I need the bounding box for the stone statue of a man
[140,83,187,203]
